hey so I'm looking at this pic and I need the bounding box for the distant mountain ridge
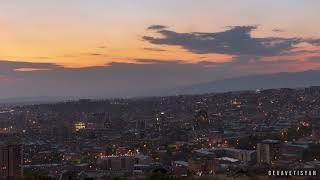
[167,70,320,95]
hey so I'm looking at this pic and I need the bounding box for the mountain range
[166,70,320,95]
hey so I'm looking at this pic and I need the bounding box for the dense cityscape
[1,87,320,179]
[2,0,320,179]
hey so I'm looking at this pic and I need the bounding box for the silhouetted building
[257,140,281,165]
[0,144,23,177]
[155,112,168,131]
[98,156,135,175]
[104,113,112,129]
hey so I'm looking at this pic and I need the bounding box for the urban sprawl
[1,87,320,179]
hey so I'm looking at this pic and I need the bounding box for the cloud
[281,49,320,56]
[143,47,167,52]
[86,53,104,56]
[135,59,222,66]
[306,39,320,46]
[0,59,243,98]
[143,25,318,56]
[135,59,183,64]
[197,61,222,66]
[14,68,52,72]
[0,60,62,74]
[147,25,168,30]
[272,28,285,33]
[1,56,310,98]
[306,56,320,62]
[32,56,50,59]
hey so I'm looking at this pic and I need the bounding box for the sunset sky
[1,0,320,98]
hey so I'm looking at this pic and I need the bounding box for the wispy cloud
[143,47,167,52]
[272,28,285,33]
[306,56,320,62]
[147,25,168,30]
[85,53,105,56]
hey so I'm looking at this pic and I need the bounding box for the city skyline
[1,86,320,178]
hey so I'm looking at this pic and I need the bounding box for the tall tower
[0,144,23,177]
[257,140,281,165]
[104,113,112,129]
[136,119,147,131]
[155,112,167,132]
